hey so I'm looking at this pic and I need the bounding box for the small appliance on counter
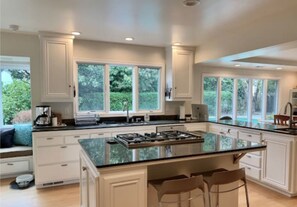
[191,104,209,121]
[35,105,51,126]
[74,114,99,126]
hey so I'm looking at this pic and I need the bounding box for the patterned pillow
[0,128,15,148]
[13,124,32,146]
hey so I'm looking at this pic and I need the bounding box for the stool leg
[216,186,219,207]
[244,183,250,207]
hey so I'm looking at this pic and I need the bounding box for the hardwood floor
[1,178,297,207]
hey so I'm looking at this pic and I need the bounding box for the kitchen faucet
[284,102,297,128]
[122,99,130,123]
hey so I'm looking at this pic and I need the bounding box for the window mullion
[105,64,110,113]
[262,79,268,121]
[133,66,138,113]
[233,79,238,120]
[217,77,222,120]
[248,79,253,122]
[0,70,3,126]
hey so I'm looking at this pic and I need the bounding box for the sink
[274,128,297,134]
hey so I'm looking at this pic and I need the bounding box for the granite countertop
[211,120,297,135]
[79,132,266,169]
[32,119,297,135]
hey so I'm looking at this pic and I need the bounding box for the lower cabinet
[261,133,292,191]
[80,150,147,207]
[80,152,99,207]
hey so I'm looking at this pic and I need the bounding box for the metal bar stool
[191,168,249,207]
[148,174,205,207]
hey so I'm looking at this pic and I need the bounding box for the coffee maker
[35,105,51,126]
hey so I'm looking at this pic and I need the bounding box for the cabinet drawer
[238,131,261,143]
[36,136,64,146]
[37,162,79,184]
[65,134,89,144]
[36,145,81,165]
[240,163,261,180]
[0,160,30,175]
[241,153,261,168]
[90,132,111,139]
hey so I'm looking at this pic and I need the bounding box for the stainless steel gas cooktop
[114,130,204,148]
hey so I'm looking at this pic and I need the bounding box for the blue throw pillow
[0,128,15,148]
[13,124,32,146]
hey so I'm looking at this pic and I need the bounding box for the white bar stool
[191,168,249,207]
[148,174,205,207]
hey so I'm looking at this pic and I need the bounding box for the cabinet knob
[69,85,71,88]
[82,166,87,171]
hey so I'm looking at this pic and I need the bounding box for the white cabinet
[166,46,194,101]
[80,151,99,207]
[33,130,90,188]
[100,167,147,207]
[39,32,75,102]
[208,124,238,139]
[0,156,33,178]
[261,133,293,191]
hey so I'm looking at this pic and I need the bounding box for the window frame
[202,73,280,122]
[73,58,165,117]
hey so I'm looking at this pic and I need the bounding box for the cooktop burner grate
[114,130,204,148]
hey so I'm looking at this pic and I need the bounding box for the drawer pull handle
[46,138,54,140]
[61,146,67,148]
[61,164,68,167]
[97,133,104,136]
[247,155,252,158]
[74,136,80,138]
[7,163,14,166]
[219,132,226,135]
[247,135,252,137]
[247,167,251,170]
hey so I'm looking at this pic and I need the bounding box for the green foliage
[110,92,132,111]
[110,65,132,92]
[2,79,31,124]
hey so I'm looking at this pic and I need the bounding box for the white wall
[191,65,297,114]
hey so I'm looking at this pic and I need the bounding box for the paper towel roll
[179,105,185,119]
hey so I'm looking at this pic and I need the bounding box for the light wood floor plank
[1,178,297,207]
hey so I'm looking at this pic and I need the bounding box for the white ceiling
[1,0,297,71]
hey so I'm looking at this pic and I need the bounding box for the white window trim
[73,58,165,117]
[201,73,280,122]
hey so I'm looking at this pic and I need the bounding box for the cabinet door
[262,134,291,190]
[173,48,193,99]
[40,32,74,102]
[100,167,147,207]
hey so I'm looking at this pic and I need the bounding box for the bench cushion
[0,146,32,159]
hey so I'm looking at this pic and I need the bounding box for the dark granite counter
[32,120,203,132]
[210,120,297,135]
[79,132,266,169]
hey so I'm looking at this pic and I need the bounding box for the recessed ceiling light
[173,42,181,46]
[183,0,200,6]
[71,31,81,36]
[234,64,241,67]
[125,37,134,41]
[276,67,283,70]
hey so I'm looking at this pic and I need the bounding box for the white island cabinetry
[261,132,296,194]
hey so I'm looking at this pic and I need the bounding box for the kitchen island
[79,131,266,207]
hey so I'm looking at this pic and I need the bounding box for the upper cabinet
[39,32,75,102]
[165,46,195,101]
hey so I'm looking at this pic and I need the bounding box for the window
[237,79,249,121]
[202,75,279,122]
[77,63,105,112]
[266,80,278,120]
[252,79,264,121]
[0,56,31,126]
[221,78,234,118]
[203,77,218,120]
[138,67,160,111]
[75,61,162,115]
